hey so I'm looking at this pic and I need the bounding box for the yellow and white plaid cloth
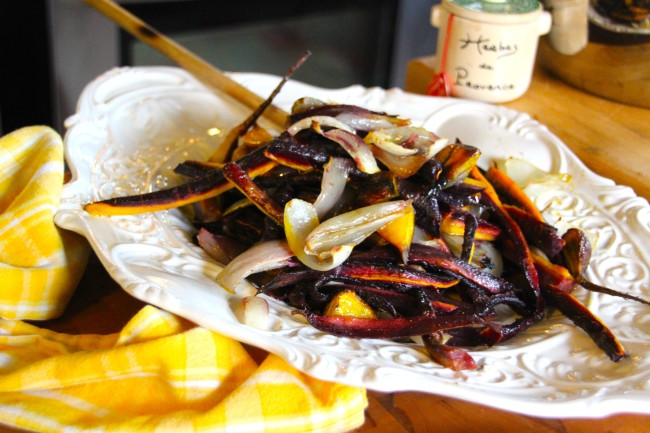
[0,126,367,432]
[1,126,89,320]
[0,306,367,433]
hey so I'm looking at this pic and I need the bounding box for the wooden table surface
[12,56,650,433]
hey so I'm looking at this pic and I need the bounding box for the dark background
[1,0,438,135]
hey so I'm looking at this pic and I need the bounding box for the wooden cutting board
[537,24,650,109]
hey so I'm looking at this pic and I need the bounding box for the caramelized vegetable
[376,202,415,263]
[284,198,353,272]
[435,143,481,188]
[561,228,592,278]
[486,165,544,221]
[324,290,377,319]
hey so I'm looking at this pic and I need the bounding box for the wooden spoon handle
[82,0,289,128]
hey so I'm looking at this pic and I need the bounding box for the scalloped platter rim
[55,66,650,419]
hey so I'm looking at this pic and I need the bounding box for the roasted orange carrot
[486,165,544,221]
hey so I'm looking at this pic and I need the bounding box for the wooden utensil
[82,0,290,129]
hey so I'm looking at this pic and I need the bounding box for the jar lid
[449,0,541,14]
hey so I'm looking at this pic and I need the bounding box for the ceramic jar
[431,0,552,102]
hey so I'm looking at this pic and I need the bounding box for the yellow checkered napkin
[0,306,367,433]
[0,126,89,320]
[0,125,366,432]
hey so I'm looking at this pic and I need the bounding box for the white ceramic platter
[55,66,650,418]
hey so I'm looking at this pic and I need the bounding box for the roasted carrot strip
[531,250,577,294]
[422,333,478,371]
[460,212,477,263]
[440,209,500,241]
[408,243,513,294]
[504,204,565,258]
[542,285,628,362]
[222,161,284,225]
[486,165,544,221]
[303,312,483,339]
[173,160,224,178]
[208,51,310,163]
[84,148,277,216]
[333,262,458,289]
[470,166,540,303]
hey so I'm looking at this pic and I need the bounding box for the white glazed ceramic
[432,0,552,102]
[55,66,650,418]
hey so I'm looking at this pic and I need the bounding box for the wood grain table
[10,56,650,433]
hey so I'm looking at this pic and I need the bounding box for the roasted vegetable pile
[85,97,648,371]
